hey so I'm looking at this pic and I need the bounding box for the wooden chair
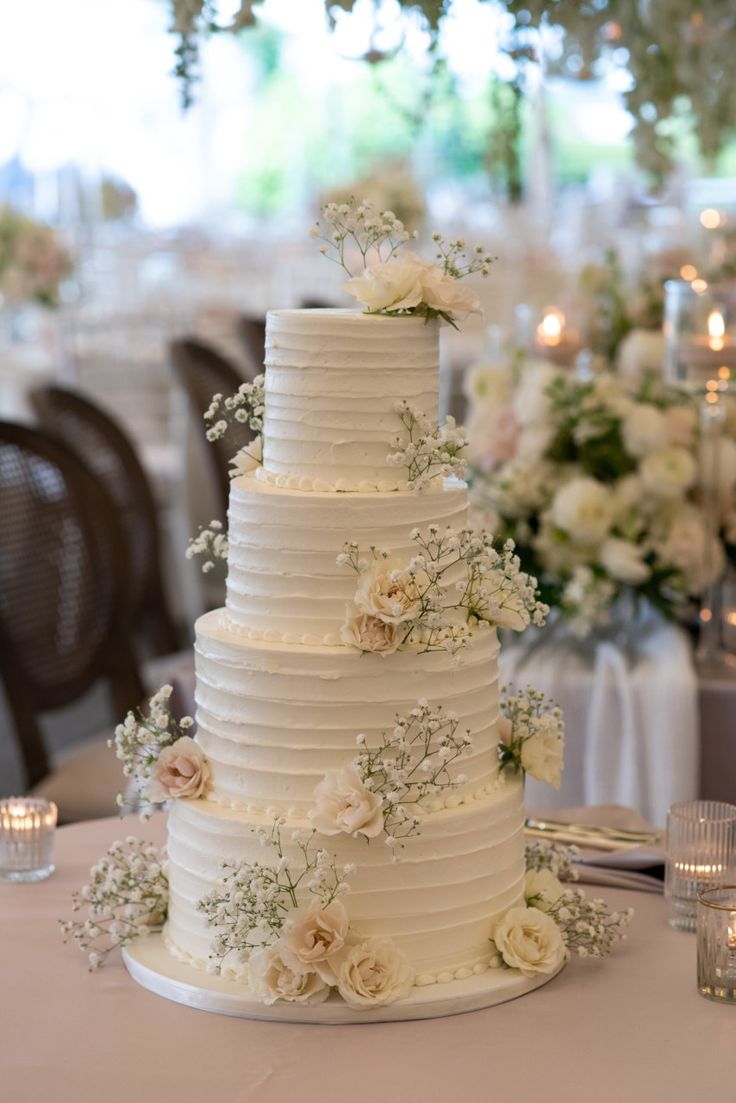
[170,338,254,521]
[0,421,144,821]
[31,385,182,660]
[237,315,266,378]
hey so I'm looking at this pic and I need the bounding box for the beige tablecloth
[1,815,735,1103]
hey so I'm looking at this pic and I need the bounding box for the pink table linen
[2,814,734,1103]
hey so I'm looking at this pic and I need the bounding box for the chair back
[0,421,143,788]
[237,315,266,377]
[170,338,254,520]
[31,385,181,656]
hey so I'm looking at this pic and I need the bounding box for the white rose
[463,361,512,409]
[622,404,668,458]
[520,717,563,788]
[551,477,613,545]
[420,264,481,320]
[344,252,429,312]
[617,329,666,380]
[611,474,645,520]
[663,404,697,448]
[334,938,413,1009]
[279,900,349,984]
[523,869,565,913]
[145,736,210,803]
[354,559,423,625]
[512,361,560,427]
[248,943,330,1005]
[659,504,725,592]
[599,537,651,584]
[310,764,384,839]
[640,447,697,500]
[517,424,555,463]
[493,906,565,977]
[229,436,262,479]
[340,610,402,655]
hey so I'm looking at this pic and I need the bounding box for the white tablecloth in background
[500,618,699,826]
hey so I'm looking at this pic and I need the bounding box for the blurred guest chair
[237,315,266,378]
[0,421,143,821]
[31,385,183,660]
[170,339,255,522]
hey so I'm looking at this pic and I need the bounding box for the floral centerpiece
[0,205,71,309]
[465,358,730,637]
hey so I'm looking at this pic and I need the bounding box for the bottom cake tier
[165,776,525,989]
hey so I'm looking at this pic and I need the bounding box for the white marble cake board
[123,934,563,1024]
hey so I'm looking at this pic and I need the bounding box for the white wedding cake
[163,308,533,1005]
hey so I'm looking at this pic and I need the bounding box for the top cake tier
[260,309,439,492]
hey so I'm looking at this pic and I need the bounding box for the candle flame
[708,309,726,352]
[537,309,565,347]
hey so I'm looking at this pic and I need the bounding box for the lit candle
[0,797,57,883]
[534,307,582,366]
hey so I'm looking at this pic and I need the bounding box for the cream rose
[622,404,668,458]
[354,559,422,625]
[511,361,560,427]
[420,264,481,319]
[616,329,666,380]
[344,252,429,312]
[660,504,725,592]
[551,477,613,545]
[248,943,330,1005]
[524,869,565,913]
[664,404,697,448]
[279,901,349,984]
[599,537,651,584]
[334,938,413,1009]
[310,764,384,839]
[463,362,512,409]
[520,716,563,788]
[640,447,697,500]
[146,736,211,803]
[340,610,402,655]
[493,906,565,977]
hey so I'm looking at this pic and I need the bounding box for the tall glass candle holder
[664,279,736,666]
[0,798,57,882]
[665,800,736,931]
[697,886,736,1003]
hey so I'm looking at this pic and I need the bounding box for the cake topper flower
[311,198,493,328]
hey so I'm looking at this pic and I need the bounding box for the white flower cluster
[185,519,229,573]
[387,400,468,490]
[312,197,490,326]
[203,375,265,443]
[109,684,197,815]
[467,361,729,630]
[197,818,351,965]
[498,686,565,789]
[310,701,473,854]
[338,525,548,657]
[60,837,168,970]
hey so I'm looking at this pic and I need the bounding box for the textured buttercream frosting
[262,309,439,489]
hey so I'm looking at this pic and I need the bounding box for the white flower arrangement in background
[338,525,548,657]
[387,400,468,489]
[0,205,72,308]
[467,362,729,636]
[59,838,168,969]
[186,519,229,573]
[110,684,207,815]
[497,686,565,789]
[311,197,492,327]
[310,700,473,852]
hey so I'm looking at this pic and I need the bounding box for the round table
[2,815,733,1102]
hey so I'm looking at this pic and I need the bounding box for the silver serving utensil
[524,817,660,851]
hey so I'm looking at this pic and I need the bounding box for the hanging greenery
[168,0,736,183]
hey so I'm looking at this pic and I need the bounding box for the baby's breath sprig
[310,198,416,278]
[498,687,565,788]
[59,837,168,969]
[186,519,229,573]
[387,400,468,490]
[197,818,353,970]
[524,839,580,882]
[204,374,265,443]
[109,685,195,815]
[355,700,473,852]
[431,232,495,279]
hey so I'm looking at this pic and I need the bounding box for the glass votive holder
[698,886,736,1002]
[0,797,58,882]
[665,800,736,931]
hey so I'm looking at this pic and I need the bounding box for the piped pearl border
[219,610,342,647]
[255,465,408,493]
